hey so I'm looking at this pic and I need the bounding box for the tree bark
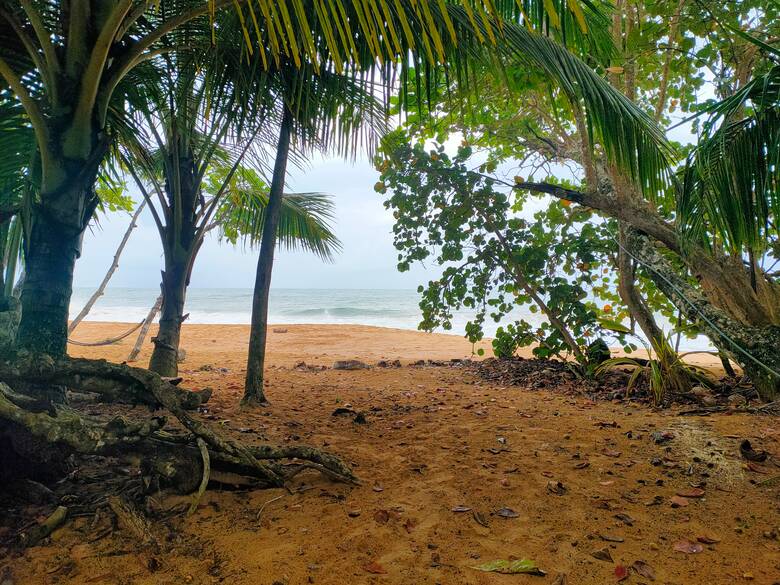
[625,228,780,401]
[617,222,670,351]
[17,213,82,356]
[243,109,293,406]
[148,258,189,377]
[69,200,146,334]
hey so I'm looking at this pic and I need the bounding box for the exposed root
[0,354,358,527]
[0,353,211,410]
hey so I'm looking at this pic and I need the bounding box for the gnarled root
[0,355,357,501]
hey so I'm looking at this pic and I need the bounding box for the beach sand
[4,323,778,584]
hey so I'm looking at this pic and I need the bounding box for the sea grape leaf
[472,559,545,575]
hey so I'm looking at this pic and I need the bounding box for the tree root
[0,354,357,506]
[0,353,211,409]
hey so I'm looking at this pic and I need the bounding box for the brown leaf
[673,539,704,554]
[614,513,634,526]
[574,461,591,470]
[451,505,472,513]
[363,561,387,574]
[602,449,622,458]
[403,518,416,533]
[494,507,519,518]
[591,547,613,562]
[372,483,384,492]
[614,565,628,581]
[676,488,705,498]
[696,534,721,544]
[669,495,689,508]
[373,509,389,524]
[472,510,489,528]
[546,481,567,495]
[631,560,656,580]
[551,573,568,585]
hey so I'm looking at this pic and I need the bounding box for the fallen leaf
[670,495,689,507]
[696,534,721,544]
[600,534,625,543]
[372,484,384,492]
[614,513,634,526]
[602,449,622,458]
[472,559,545,575]
[631,560,656,580]
[546,481,567,495]
[403,518,416,533]
[551,574,568,585]
[673,539,704,554]
[495,507,519,518]
[373,509,389,524]
[676,488,705,498]
[472,510,489,528]
[591,547,613,562]
[740,440,768,462]
[599,480,615,486]
[363,561,387,574]
[451,506,472,513]
[614,565,628,581]
[574,462,591,470]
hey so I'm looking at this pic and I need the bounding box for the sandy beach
[5,323,777,584]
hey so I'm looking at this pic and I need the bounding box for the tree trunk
[625,228,780,401]
[16,214,82,356]
[617,223,671,352]
[243,109,293,406]
[69,201,146,334]
[148,258,189,377]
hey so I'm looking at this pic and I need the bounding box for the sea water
[68,287,712,350]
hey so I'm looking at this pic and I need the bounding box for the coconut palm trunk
[243,109,293,406]
[17,174,101,356]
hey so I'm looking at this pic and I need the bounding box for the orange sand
[3,323,776,585]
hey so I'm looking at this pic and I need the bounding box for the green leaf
[597,318,632,334]
[472,559,545,575]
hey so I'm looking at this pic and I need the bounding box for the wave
[279,306,414,318]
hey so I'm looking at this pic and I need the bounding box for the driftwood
[128,294,162,362]
[67,320,144,347]
[108,496,157,547]
[68,201,147,334]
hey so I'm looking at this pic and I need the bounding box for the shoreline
[68,321,725,371]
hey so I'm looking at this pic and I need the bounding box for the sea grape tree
[378,133,638,365]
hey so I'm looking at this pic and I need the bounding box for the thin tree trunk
[69,201,146,334]
[617,223,671,353]
[243,109,293,406]
[127,294,162,362]
[148,258,189,376]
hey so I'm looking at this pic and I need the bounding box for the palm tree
[242,62,387,405]
[119,48,341,376]
[0,0,671,360]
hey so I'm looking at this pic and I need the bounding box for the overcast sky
[75,154,435,290]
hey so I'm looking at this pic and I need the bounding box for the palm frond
[216,166,341,261]
[677,65,780,253]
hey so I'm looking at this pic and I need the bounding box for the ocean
[68,287,712,350]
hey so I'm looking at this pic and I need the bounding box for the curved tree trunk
[625,228,780,401]
[69,201,146,334]
[243,109,293,406]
